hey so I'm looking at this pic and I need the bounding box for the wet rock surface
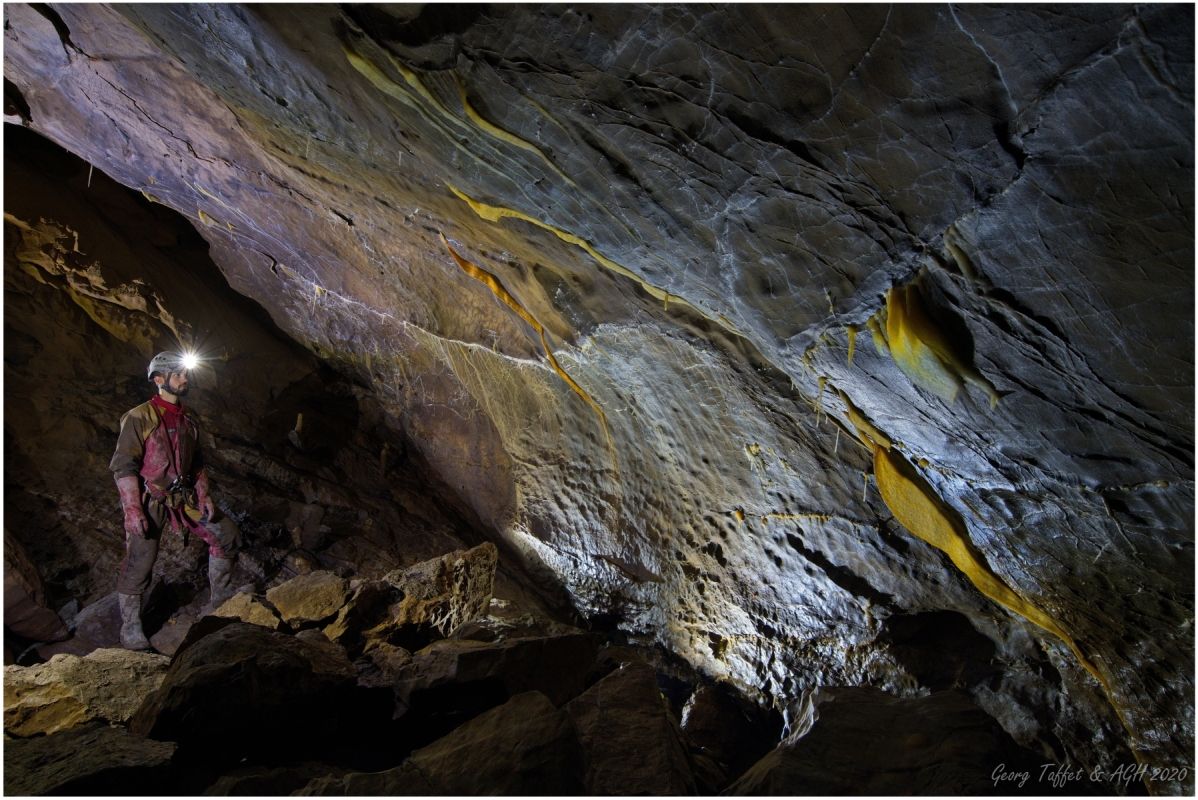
[3,3,1193,793]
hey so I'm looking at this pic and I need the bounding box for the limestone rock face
[4,648,170,736]
[265,570,351,628]
[3,3,1193,785]
[566,662,697,795]
[382,542,498,637]
[213,591,285,630]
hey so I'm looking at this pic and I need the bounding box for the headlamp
[180,352,199,371]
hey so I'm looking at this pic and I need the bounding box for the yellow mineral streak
[885,282,999,408]
[837,389,891,451]
[439,234,607,429]
[838,403,1134,751]
[455,78,574,185]
[846,325,858,367]
[448,185,742,338]
[872,446,1109,692]
[866,313,889,355]
[944,226,978,280]
[343,42,480,163]
[449,185,655,290]
[344,44,421,111]
[197,209,216,226]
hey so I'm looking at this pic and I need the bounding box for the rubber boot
[118,593,151,651]
[205,556,235,614]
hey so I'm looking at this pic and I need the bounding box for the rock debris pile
[5,542,1081,796]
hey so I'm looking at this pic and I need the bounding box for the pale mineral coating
[4,3,1192,784]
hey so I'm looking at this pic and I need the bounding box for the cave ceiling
[4,2,1193,782]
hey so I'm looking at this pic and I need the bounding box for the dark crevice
[340,3,487,50]
[4,78,32,124]
[720,104,829,174]
[993,119,1028,170]
[784,532,897,608]
[30,3,77,51]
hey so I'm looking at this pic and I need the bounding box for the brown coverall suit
[110,398,241,595]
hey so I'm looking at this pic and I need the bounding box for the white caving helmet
[146,351,199,380]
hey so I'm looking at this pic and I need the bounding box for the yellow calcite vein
[447,185,742,338]
[883,282,999,408]
[837,398,1137,756]
[439,234,607,428]
[455,78,576,186]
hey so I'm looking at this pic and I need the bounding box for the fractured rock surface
[3,3,1193,789]
[4,648,170,736]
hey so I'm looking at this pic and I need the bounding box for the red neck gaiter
[150,393,185,422]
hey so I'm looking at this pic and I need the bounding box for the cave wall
[4,3,1192,785]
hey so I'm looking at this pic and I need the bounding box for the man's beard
[166,380,189,397]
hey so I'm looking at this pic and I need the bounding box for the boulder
[3,529,69,642]
[69,593,121,649]
[388,632,597,749]
[298,691,583,795]
[128,622,389,766]
[4,722,176,795]
[382,542,498,638]
[322,543,498,654]
[450,606,584,643]
[264,570,349,628]
[353,641,413,689]
[212,591,284,630]
[148,616,196,657]
[725,687,1047,795]
[4,648,170,736]
[566,662,696,794]
[321,578,405,653]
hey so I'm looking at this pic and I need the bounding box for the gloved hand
[194,469,216,522]
[116,475,148,538]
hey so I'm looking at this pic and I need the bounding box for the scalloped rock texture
[4,3,1193,789]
